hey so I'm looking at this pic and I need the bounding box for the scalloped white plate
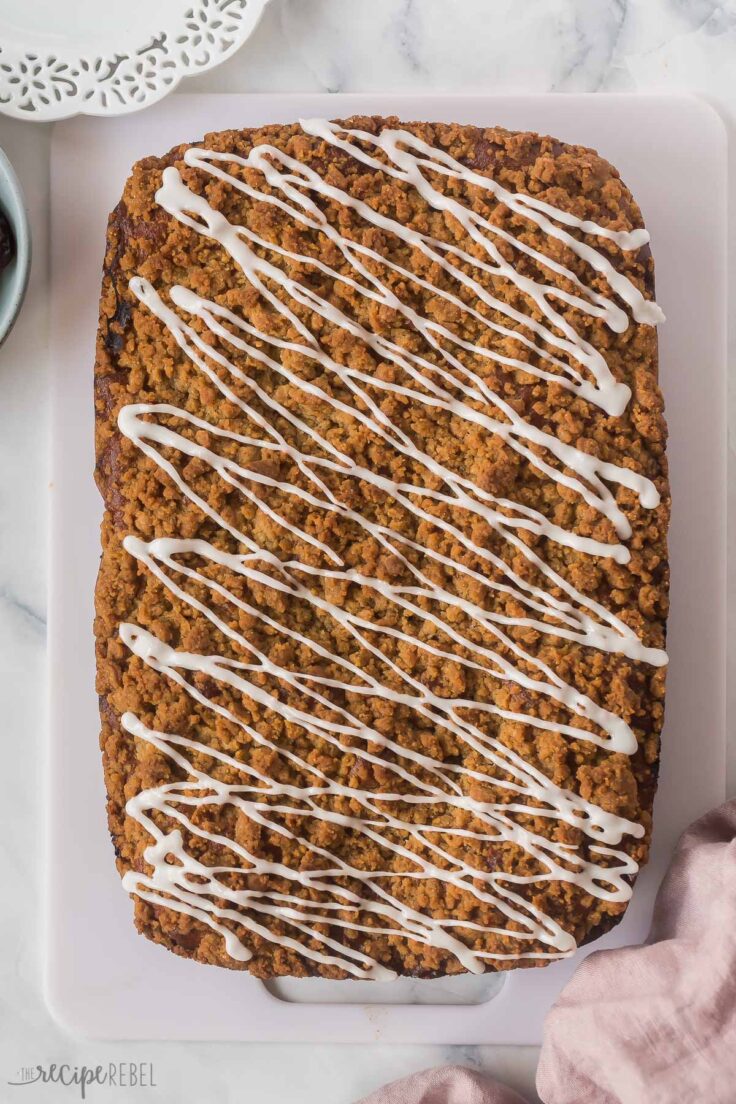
[0,0,269,120]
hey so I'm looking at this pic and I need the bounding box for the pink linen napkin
[357,1065,528,1104]
[356,799,736,1104]
[537,798,736,1104]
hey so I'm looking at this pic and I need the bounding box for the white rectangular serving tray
[47,93,727,1044]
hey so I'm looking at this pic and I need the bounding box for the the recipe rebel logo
[7,1062,157,1099]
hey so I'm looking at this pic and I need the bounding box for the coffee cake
[94,117,669,979]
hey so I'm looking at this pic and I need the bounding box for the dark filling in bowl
[0,208,15,272]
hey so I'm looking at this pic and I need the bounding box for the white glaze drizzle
[115,120,666,977]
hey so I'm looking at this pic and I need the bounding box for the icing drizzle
[114,119,667,978]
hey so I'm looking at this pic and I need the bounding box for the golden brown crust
[94,116,668,979]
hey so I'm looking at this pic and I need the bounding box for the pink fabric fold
[537,798,736,1104]
[355,799,736,1104]
[356,1065,528,1104]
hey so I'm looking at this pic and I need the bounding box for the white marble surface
[0,2,734,1101]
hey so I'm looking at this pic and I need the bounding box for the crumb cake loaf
[94,116,669,980]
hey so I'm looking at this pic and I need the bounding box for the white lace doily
[0,0,270,121]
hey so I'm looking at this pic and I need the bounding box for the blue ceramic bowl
[0,147,31,347]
